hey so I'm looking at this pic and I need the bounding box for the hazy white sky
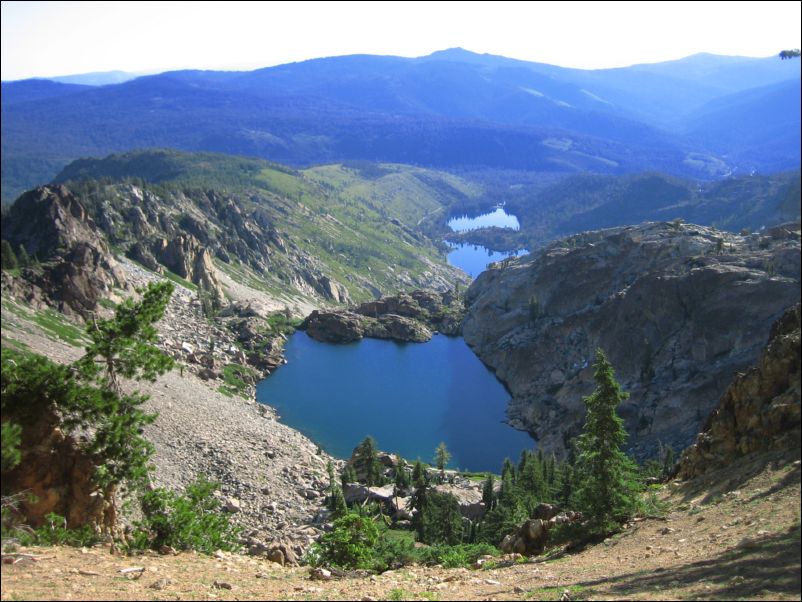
[2,1,801,80]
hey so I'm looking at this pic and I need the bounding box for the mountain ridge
[3,48,798,201]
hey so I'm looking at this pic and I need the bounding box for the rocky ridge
[463,221,802,460]
[678,302,801,479]
[0,185,128,317]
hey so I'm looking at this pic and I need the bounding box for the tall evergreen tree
[501,457,515,483]
[413,490,464,545]
[434,441,451,477]
[326,460,347,518]
[0,240,17,270]
[481,473,496,511]
[352,436,384,486]
[341,464,357,488]
[16,244,31,268]
[394,457,411,495]
[573,349,640,530]
[412,459,427,489]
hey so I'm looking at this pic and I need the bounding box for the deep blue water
[256,332,533,473]
[447,244,529,280]
[447,206,520,232]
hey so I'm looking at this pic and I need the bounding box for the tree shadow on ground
[578,525,801,599]
[673,450,800,506]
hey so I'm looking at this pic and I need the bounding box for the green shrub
[371,531,418,571]
[129,476,241,554]
[311,513,379,569]
[219,363,257,398]
[1,422,22,473]
[417,543,499,568]
[16,512,101,548]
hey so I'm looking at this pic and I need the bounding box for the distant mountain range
[2,48,799,201]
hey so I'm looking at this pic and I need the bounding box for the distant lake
[447,206,520,232]
[446,206,527,279]
[256,332,533,473]
[447,244,529,280]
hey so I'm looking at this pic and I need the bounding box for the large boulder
[367,314,433,342]
[303,310,366,343]
[432,484,485,521]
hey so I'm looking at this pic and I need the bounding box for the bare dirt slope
[3,450,799,601]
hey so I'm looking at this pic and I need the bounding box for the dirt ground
[2,450,800,601]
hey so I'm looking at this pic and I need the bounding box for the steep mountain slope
[3,50,798,201]
[678,303,800,478]
[682,80,802,173]
[4,150,471,311]
[462,221,801,460]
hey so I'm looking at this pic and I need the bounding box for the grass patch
[218,362,257,398]
[525,585,586,600]
[97,297,118,310]
[163,269,197,291]
[31,308,87,346]
[0,335,30,351]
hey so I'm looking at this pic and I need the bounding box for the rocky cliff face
[1,185,127,316]
[67,181,455,305]
[463,222,801,460]
[677,303,801,479]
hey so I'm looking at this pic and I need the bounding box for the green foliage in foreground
[1,422,22,474]
[1,348,157,489]
[76,281,175,392]
[310,513,379,569]
[2,281,175,545]
[127,476,241,554]
[14,512,102,548]
[307,511,500,571]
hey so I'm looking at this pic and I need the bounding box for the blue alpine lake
[445,206,527,279]
[447,206,520,232]
[256,332,534,473]
[447,244,529,280]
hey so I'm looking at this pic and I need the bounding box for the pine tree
[413,490,464,545]
[411,459,427,489]
[341,464,357,488]
[326,460,347,518]
[501,457,515,483]
[352,436,383,486]
[16,244,31,268]
[394,457,411,495]
[434,441,451,477]
[1,240,17,270]
[573,348,640,531]
[77,281,175,393]
[481,473,496,511]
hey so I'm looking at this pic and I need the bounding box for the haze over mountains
[2,48,799,201]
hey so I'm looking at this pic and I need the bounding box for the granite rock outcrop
[463,222,801,459]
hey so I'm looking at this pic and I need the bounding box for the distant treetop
[779,49,800,59]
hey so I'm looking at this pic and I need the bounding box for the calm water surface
[447,206,520,232]
[256,332,533,473]
[446,207,527,279]
[447,244,529,280]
